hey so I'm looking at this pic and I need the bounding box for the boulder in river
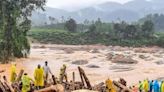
[87,64,100,68]
[112,57,138,64]
[72,60,88,65]
[112,54,125,60]
[106,53,114,60]
[139,55,149,59]
[155,60,164,65]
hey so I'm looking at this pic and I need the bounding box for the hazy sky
[46,0,132,11]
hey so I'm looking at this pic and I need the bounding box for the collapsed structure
[0,66,132,92]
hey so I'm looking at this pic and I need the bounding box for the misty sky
[46,0,132,11]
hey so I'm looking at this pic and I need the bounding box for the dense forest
[29,14,164,47]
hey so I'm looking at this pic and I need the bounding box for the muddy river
[1,44,164,86]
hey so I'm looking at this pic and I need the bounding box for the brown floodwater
[1,44,164,86]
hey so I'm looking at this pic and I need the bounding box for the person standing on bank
[10,63,17,83]
[34,64,44,89]
[43,61,52,84]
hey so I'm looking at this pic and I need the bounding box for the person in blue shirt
[149,80,153,92]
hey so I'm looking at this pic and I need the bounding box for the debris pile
[0,66,132,92]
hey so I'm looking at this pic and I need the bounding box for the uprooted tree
[0,0,46,63]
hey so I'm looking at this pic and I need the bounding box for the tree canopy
[0,0,46,63]
[139,14,164,31]
[65,18,77,32]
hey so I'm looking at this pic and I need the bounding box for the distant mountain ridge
[31,0,164,26]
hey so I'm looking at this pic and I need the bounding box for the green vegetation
[139,14,164,31]
[29,28,80,44]
[0,0,46,63]
[29,18,164,47]
[65,18,77,32]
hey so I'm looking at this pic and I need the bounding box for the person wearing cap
[10,63,17,83]
[43,61,52,84]
[21,73,34,92]
[34,64,44,89]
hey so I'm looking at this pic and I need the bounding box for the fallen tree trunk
[92,82,105,91]
[16,69,24,82]
[78,66,92,89]
[0,80,6,92]
[78,67,85,87]
[72,72,75,90]
[34,84,64,92]
[72,89,98,92]
[113,81,132,92]
[3,76,14,92]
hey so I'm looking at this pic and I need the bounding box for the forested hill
[29,16,164,47]
[31,0,164,26]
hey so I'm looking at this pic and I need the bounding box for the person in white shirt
[43,61,52,84]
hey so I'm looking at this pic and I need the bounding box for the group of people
[130,79,164,92]
[9,62,164,92]
[10,61,53,92]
